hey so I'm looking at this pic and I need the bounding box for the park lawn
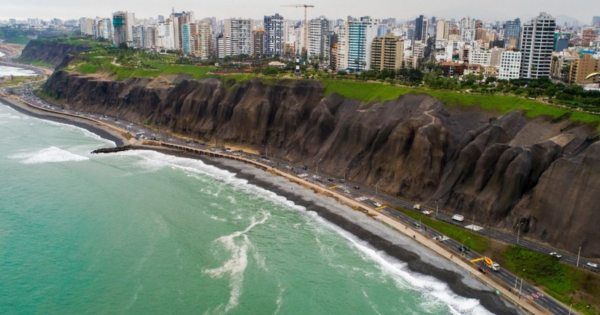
[395,207,491,253]
[322,79,600,130]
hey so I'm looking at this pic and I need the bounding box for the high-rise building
[414,15,428,43]
[569,53,600,84]
[196,21,212,59]
[182,24,192,54]
[370,33,404,71]
[224,18,253,56]
[308,17,331,60]
[469,48,491,66]
[79,17,95,36]
[96,18,112,41]
[498,51,522,80]
[132,25,146,49]
[112,11,135,46]
[504,18,521,40]
[436,20,450,41]
[170,11,194,50]
[581,28,597,47]
[264,14,284,57]
[336,23,349,70]
[519,12,556,79]
[217,34,232,58]
[347,16,380,71]
[145,26,157,48]
[156,20,175,49]
[253,29,267,57]
[592,16,600,28]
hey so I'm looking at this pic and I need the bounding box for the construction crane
[281,4,314,59]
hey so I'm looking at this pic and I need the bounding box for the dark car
[354,186,360,189]
[327,178,334,182]
[458,246,471,252]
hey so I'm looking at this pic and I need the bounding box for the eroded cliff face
[20,40,90,67]
[43,71,600,257]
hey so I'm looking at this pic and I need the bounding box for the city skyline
[1,0,599,24]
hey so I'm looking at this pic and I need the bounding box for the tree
[118,42,129,50]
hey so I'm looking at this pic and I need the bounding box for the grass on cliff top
[18,59,55,69]
[322,79,600,130]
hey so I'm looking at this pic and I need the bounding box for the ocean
[0,94,495,315]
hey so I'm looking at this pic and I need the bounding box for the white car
[549,252,562,259]
[587,262,598,268]
[433,235,449,242]
[374,202,382,207]
[344,190,351,194]
[422,210,433,215]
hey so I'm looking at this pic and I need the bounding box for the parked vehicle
[452,214,465,222]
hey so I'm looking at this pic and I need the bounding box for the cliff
[19,40,91,67]
[43,71,600,257]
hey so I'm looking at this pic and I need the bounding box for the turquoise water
[0,103,492,315]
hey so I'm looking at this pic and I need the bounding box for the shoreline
[0,95,127,146]
[1,96,534,315]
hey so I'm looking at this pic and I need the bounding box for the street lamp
[516,221,522,244]
[435,200,440,217]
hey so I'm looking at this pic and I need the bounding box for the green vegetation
[5,37,31,44]
[323,80,600,130]
[502,247,600,315]
[396,207,491,252]
[18,59,55,69]
[0,75,43,87]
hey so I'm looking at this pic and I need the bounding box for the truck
[452,214,465,222]
[484,257,500,272]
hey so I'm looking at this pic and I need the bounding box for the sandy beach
[0,92,541,315]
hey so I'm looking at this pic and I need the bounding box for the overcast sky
[1,0,597,24]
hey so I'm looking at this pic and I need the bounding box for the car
[344,190,351,194]
[412,222,421,228]
[421,210,433,215]
[327,178,334,182]
[587,262,598,268]
[433,235,449,242]
[458,246,471,252]
[374,202,382,207]
[452,214,465,222]
[549,252,563,259]
[353,186,360,190]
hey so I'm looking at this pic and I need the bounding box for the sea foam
[9,146,89,164]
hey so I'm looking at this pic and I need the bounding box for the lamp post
[577,246,581,267]
[435,200,440,218]
[516,221,522,244]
